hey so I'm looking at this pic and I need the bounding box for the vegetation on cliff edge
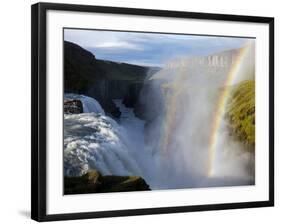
[225,80,255,150]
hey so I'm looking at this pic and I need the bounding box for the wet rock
[64,170,150,194]
[64,99,83,114]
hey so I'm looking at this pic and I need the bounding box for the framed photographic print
[31,2,274,222]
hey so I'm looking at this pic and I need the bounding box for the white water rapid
[64,44,255,190]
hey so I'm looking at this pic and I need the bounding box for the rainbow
[207,44,251,177]
[160,78,184,154]
[157,43,252,175]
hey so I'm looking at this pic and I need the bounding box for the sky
[64,29,252,67]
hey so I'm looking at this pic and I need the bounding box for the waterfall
[63,94,142,177]
[65,93,105,114]
[64,42,255,190]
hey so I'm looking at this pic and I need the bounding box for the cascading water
[64,42,255,190]
[64,93,105,114]
[64,94,143,177]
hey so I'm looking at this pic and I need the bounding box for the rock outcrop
[64,99,83,114]
[64,41,155,117]
[64,170,151,194]
[122,83,143,107]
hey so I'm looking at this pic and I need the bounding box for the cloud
[64,29,252,67]
[95,41,143,50]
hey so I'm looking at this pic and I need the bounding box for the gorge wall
[64,41,155,117]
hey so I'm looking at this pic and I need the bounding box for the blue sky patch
[64,29,251,67]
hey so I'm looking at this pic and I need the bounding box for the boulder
[64,99,83,114]
[64,170,150,194]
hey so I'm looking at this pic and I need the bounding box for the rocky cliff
[64,41,154,117]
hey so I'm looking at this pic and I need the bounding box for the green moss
[225,80,255,150]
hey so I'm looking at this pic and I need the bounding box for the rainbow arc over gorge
[207,43,252,177]
[158,42,253,177]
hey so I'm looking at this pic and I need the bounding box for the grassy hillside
[225,80,255,150]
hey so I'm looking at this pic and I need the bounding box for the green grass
[225,80,255,150]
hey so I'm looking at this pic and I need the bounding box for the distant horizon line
[64,40,251,69]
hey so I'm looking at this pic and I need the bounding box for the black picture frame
[31,2,274,222]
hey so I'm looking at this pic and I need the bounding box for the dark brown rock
[64,99,83,114]
[64,170,150,194]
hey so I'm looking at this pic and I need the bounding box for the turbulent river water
[64,94,193,189]
[64,90,254,190]
[64,43,255,190]
[64,94,157,186]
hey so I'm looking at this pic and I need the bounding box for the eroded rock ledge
[64,99,83,114]
[64,170,151,194]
